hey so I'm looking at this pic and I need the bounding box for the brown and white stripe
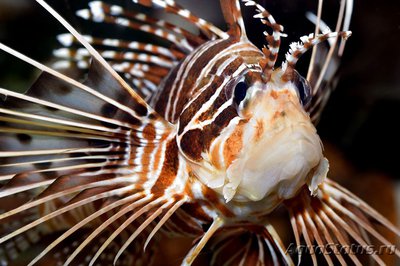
[2,1,398,266]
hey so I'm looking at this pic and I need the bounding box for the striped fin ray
[75,1,196,53]
[282,31,351,81]
[208,226,292,266]
[54,0,225,100]
[27,193,189,265]
[0,182,142,265]
[54,47,175,69]
[17,228,151,265]
[0,55,154,195]
[28,192,151,265]
[53,48,174,91]
[132,0,228,39]
[53,48,173,99]
[220,0,247,38]
[56,33,186,61]
[88,1,206,48]
[287,183,400,265]
[242,0,286,82]
[0,1,193,264]
[0,41,170,131]
[305,0,353,123]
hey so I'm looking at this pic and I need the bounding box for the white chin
[224,124,326,202]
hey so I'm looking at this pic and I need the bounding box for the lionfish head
[177,1,351,213]
[179,61,328,208]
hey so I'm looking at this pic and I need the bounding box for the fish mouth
[223,122,326,206]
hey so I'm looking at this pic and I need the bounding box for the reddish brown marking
[210,141,223,170]
[142,124,156,140]
[151,140,179,195]
[180,129,203,161]
[254,119,264,142]
[223,121,244,167]
[270,90,278,99]
[143,73,162,84]
[266,35,279,48]
[178,75,225,133]
[271,23,282,32]
[201,107,237,154]
[184,177,217,221]
[202,186,234,218]
[304,42,312,49]
[139,124,158,176]
[171,40,234,121]
[220,0,243,38]
[90,37,185,60]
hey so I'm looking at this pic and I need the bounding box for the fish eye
[294,71,312,107]
[233,80,249,105]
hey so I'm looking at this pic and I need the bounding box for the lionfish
[0,0,399,265]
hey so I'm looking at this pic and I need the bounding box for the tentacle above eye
[281,31,351,82]
[242,0,286,82]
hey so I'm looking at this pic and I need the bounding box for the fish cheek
[223,123,244,167]
[179,129,203,161]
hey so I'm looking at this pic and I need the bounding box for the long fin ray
[27,191,145,265]
[63,195,155,265]
[144,196,188,250]
[112,199,174,265]
[77,1,202,52]
[182,217,224,266]
[219,0,246,39]
[0,175,137,221]
[325,180,400,237]
[34,0,174,136]
[321,202,386,265]
[324,196,400,258]
[132,0,227,39]
[0,185,137,243]
[56,34,185,61]
[0,43,149,123]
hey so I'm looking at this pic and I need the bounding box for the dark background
[0,0,399,179]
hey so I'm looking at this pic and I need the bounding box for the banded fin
[208,226,292,266]
[220,0,247,39]
[0,192,46,265]
[131,0,228,39]
[0,63,187,263]
[304,0,354,123]
[9,228,153,266]
[286,181,400,265]
[53,47,172,100]
[0,1,191,264]
[75,1,197,53]
[52,0,226,101]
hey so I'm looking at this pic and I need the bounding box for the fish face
[222,70,328,205]
[177,58,329,212]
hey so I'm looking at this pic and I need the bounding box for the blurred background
[0,0,399,264]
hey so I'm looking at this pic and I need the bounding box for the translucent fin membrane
[286,181,400,265]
